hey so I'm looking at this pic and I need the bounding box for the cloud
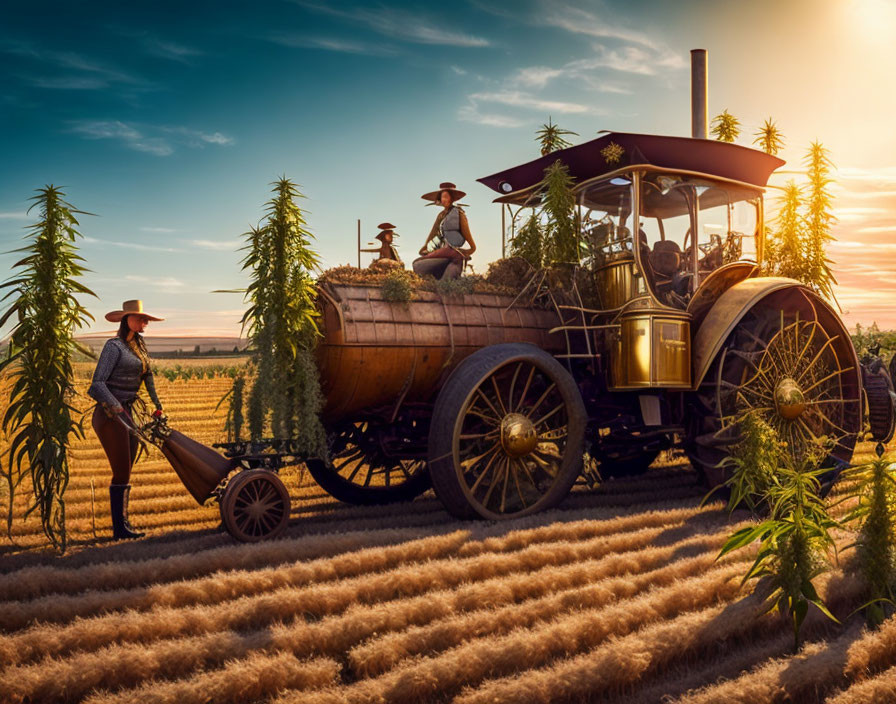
[82,236,182,253]
[293,2,491,47]
[140,226,177,233]
[191,239,242,250]
[143,38,203,63]
[68,120,234,156]
[0,212,27,219]
[542,4,670,52]
[267,33,399,56]
[457,104,527,128]
[2,40,150,92]
[468,90,596,115]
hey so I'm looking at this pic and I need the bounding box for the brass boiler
[315,282,566,422]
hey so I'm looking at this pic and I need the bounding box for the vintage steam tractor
[122,52,896,540]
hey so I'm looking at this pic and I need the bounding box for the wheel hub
[774,377,807,420]
[500,413,538,457]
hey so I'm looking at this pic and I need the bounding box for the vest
[438,206,466,248]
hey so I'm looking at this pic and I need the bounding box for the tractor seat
[648,240,682,278]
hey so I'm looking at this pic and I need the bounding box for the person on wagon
[413,181,476,280]
[361,222,402,264]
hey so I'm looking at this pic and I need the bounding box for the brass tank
[315,283,566,422]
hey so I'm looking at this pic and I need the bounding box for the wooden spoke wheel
[306,419,431,505]
[428,343,586,520]
[220,469,291,542]
[687,288,862,491]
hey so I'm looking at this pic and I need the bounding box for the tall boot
[109,483,144,540]
[121,484,146,537]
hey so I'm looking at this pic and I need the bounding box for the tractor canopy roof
[477,132,785,205]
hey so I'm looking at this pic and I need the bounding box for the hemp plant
[0,186,97,551]
[711,109,741,143]
[217,177,327,457]
[718,436,841,651]
[837,455,896,626]
[535,117,577,156]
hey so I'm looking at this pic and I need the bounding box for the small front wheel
[428,343,586,520]
[220,469,291,542]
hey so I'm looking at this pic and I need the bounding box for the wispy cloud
[542,4,665,51]
[68,120,234,156]
[266,32,399,56]
[82,236,183,252]
[2,39,151,92]
[141,226,177,234]
[143,37,203,63]
[468,90,596,115]
[293,2,491,47]
[457,104,527,128]
[191,239,242,250]
[0,212,28,219]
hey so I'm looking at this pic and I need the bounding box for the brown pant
[92,402,140,484]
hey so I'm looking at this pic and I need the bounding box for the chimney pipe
[691,49,707,139]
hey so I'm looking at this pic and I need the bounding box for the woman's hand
[152,408,164,418]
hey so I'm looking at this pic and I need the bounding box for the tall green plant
[803,140,838,303]
[709,412,780,515]
[217,371,246,442]
[839,456,896,626]
[753,118,785,156]
[0,186,97,551]
[535,117,577,156]
[711,109,741,143]
[509,214,544,268]
[765,180,805,280]
[219,178,326,456]
[541,159,578,264]
[719,439,840,651]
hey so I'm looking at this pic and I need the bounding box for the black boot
[109,484,144,540]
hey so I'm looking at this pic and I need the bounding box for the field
[0,363,895,703]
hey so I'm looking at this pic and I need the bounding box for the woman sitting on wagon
[413,181,476,280]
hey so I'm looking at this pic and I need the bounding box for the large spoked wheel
[220,469,291,542]
[686,288,862,491]
[428,343,587,520]
[306,419,431,505]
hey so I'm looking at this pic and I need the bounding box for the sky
[1,0,895,336]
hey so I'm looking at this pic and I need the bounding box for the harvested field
[0,367,894,703]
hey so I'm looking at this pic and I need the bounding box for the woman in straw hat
[413,182,476,280]
[87,300,165,540]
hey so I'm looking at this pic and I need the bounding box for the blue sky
[2,0,895,335]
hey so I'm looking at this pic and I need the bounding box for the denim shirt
[87,337,162,410]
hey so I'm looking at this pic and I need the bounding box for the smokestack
[690,49,707,139]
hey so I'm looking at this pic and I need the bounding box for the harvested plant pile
[0,376,893,704]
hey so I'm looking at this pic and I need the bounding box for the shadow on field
[0,459,707,574]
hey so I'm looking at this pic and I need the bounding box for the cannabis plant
[753,118,785,156]
[218,178,327,457]
[509,214,544,268]
[217,370,246,442]
[535,117,577,156]
[711,109,741,143]
[541,160,578,264]
[0,186,97,551]
[838,456,896,626]
[719,439,840,651]
[803,141,838,303]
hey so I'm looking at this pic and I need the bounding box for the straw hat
[376,223,398,242]
[104,299,165,323]
[421,181,466,204]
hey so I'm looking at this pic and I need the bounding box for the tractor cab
[479,132,780,319]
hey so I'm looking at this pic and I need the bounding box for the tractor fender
[691,277,859,390]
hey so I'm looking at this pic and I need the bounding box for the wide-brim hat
[421,181,466,204]
[375,231,397,242]
[105,299,165,323]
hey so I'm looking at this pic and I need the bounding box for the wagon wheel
[428,343,586,519]
[220,469,291,542]
[686,288,862,492]
[306,419,431,505]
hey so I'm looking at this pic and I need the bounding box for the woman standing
[413,181,476,280]
[87,300,165,540]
